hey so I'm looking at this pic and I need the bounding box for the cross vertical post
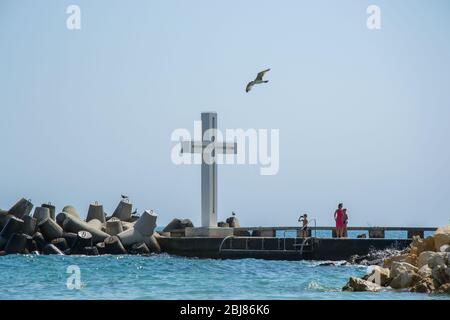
[201,112,218,227]
[180,112,237,234]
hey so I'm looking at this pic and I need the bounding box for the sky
[0,0,449,228]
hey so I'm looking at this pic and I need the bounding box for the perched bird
[246,69,270,92]
[121,194,129,200]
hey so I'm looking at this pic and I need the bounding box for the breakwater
[0,198,160,256]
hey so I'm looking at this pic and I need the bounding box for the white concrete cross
[180,112,237,227]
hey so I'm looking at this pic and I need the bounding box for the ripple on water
[0,255,448,300]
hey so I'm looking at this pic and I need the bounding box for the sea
[0,230,448,300]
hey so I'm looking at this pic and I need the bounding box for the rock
[390,261,418,279]
[226,217,240,228]
[390,271,421,289]
[433,225,450,252]
[436,283,450,294]
[428,252,447,269]
[418,265,432,278]
[440,244,450,253]
[417,251,435,268]
[366,266,391,286]
[411,236,435,255]
[431,265,449,286]
[163,218,194,232]
[342,277,382,292]
[383,254,409,268]
[410,277,436,293]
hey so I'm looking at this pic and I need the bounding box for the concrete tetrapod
[0,210,11,229]
[62,206,81,220]
[117,210,159,251]
[106,219,123,235]
[42,203,56,220]
[43,243,64,255]
[51,238,69,252]
[8,198,33,219]
[86,219,103,230]
[112,200,132,221]
[71,231,93,254]
[86,202,106,223]
[62,232,78,249]
[104,236,127,254]
[82,246,99,256]
[33,207,50,223]
[0,216,24,249]
[129,242,150,255]
[5,233,28,254]
[62,215,110,243]
[22,216,37,236]
[32,232,47,252]
[39,218,64,242]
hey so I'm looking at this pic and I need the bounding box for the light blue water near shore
[0,254,449,300]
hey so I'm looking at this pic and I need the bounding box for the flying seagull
[232,211,236,216]
[246,69,270,92]
[121,194,129,200]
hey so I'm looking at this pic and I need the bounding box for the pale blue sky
[1,0,449,227]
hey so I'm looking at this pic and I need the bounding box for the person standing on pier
[342,208,349,238]
[334,203,345,238]
[298,213,309,237]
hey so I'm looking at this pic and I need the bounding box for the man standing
[298,213,309,237]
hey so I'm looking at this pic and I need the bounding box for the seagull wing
[255,68,270,81]
[246,81,254,92]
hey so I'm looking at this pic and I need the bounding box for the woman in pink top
[334,203,345,238]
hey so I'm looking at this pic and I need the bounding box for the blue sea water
[1,230,446,300]
[0,253,449,300]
